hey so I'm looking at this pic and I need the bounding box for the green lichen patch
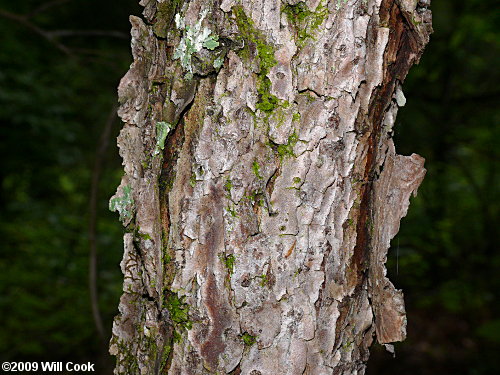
[213,55,224,69]
[173,10,220,79]
[335,0,349,10]
[109,185,134,221]
[232,6,279,113]
[342,340,353,352]
[154,121,173,156]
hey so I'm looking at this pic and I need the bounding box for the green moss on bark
[233,6,279,113]
[154,0,183,38]
[282,1,328,47]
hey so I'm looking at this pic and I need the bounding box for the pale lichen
[395,86,406,107]
[173,10,220,79]
[109,185,134,221]
[213,55,224,69]
[154,121,172,156]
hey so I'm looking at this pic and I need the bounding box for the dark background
[0,1,498,374]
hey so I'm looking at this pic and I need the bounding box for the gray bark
[109,0,432,374]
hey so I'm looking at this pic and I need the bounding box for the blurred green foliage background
[0,0,498,374]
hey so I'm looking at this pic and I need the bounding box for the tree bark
[109,0,432,374]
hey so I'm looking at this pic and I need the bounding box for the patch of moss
[161,225,175,284]
[282,1,328,47]
[159,344,172,372]
[159,169,176,193]
[252,161,263,180]
[219,253,236,275]
[233,6,279,113]
[283,1,311,22]
[259,274,268,287]
[135,230,152,241]
[163,291,192,340]
[172,330,182,343]
[241,332,256,346]
[224,178,233,193]
[226,204,238,218]
[277,131,299,161]
[244,189,263,206]
[154,0,182,38]
[115,338,140,373]
[189,173,197,188]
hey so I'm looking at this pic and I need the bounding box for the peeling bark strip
[109,0,431,374]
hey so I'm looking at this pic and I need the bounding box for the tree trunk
[109,0,431,373]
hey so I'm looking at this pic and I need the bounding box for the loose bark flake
[109,0,432,374]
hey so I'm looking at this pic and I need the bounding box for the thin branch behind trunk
[88,104,118,343]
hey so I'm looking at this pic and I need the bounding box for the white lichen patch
[395,86,407,107]
[173,10,219,79]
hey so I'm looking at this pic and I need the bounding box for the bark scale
[109,0,432,374]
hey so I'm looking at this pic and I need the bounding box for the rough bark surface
[109,0,432,374]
